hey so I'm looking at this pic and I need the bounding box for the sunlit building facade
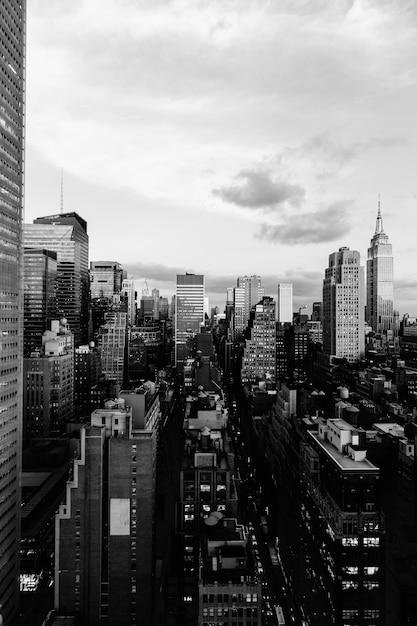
[323,247,365,363]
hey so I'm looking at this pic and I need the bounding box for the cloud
[293,133,407,179]
[212,167,305,209]
[256,201,352,244]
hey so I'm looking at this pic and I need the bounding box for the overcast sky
[25,0,417,314]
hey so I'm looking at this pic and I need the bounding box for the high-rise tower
[233,275,264,338]
[23,248,58,356]
[323,247,365,363]
[175,273,205,369]
[277,283,293,325]
[0,1,26,622]
[24,212,89,346]
[367,202,394,333]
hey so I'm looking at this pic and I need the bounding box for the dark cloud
[255,201,352,245]
[213,168,305,209]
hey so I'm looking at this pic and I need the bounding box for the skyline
[24,1,417,313]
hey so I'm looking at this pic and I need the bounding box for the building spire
[375,195,384,235]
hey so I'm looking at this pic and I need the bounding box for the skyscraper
[241,296,276,383]
[175,273,205,369]
[367,202,394,334]
[277,283,293,325]
[0,1,26,621]
[233,275,264,338]
[24,212,89,346]
[323,247,365,362]
[23,248,58,356]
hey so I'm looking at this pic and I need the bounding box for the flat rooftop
[308,430,379,473]
[372,423,405,439]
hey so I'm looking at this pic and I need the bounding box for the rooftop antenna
[60,169,64,214]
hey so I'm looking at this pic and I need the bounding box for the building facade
[299,418,384,625]
[0,1,26,621]
[55,386,161,625]
[277,283,293,325]
[23,319,74,445]
[367,204,394,334]
[175,274,205,370]
[23,247,58,356]
[233,276,264,339]
[98,310,128,385]
[323,247,365,363]
[241,297,276,383]
[24,212,89,346]
[90,261,126,300]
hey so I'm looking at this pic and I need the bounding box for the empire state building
[367,202,394,333]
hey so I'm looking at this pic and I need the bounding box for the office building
[24,212,89,346]
[121,278,137,325]
[174,395,238,624]
[299,417,384,624]
[233,276,264,338]
[277,283,293,325]
[55,385,161,625]
[175,274,205,369]
[323,247,365,363]
[0,2,26,621]
[23,247,58,356]
[198,519,262,626]
[74,343,101,418]
[98,309,128,385]
[23,319,74,445]
[241,297,276,383]
[367,203,394,334]
[90,261,126,300]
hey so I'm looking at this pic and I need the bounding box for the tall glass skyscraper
[367,203,394,334]
[0,1,26,622]
[175,273,205,368]
[24,212,89,346]
[23,248,58,356]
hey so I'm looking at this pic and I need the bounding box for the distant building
[23,248,58,356]
[24,212,89,346]
[74,343,101,418]
[277,283,293,325]
[175,274,205,369]
[367,203,394,334]
[233,276,264,338]
[23,320,74,444]
[323,247,365,363]
[241,297,276,383]
[98,309,128,385]
[89,261,126,300]
[121,278,137,325]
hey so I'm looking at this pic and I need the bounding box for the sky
[25,0,417,314]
